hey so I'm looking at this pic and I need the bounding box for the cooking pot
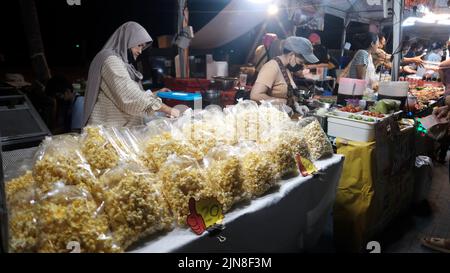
[211,76,237,90]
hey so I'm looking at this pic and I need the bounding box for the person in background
[84,21,179,128]
[251,36,319,113]
[308,32,338,79]
[343,32,379,89]
[44,75,75,134]
[426,42,444,63]
[253,33,279,73]
[372,33,392,71]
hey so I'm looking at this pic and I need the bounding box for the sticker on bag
[187,197,224,235]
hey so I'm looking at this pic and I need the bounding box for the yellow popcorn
[5,172,37,253]
[299,119,333,161]
[240,151,277,197]
[141,132,199,173]
[159,156,213,226]
[81,126,120,176]
[204,147,245,212]
[263,139,298,178]
[99,164,173,249]
[36,183,121,253]
[32,135,101,199]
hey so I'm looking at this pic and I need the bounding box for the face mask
[287,55,303,72]
[288,63,303,73]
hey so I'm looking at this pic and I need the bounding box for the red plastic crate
[163,78,210,93]
[221,90,237,106]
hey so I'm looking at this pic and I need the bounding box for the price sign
[295,154,318,177]
[186,197,224,235]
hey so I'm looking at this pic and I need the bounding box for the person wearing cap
[250,36,319,108]
[83,21,179,128]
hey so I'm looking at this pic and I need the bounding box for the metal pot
[211,76,238,90]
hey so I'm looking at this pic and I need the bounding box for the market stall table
[129,155,344,253]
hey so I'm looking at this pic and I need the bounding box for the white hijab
[83,21,153,125]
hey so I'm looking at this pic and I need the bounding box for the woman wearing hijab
[83,21,179,127]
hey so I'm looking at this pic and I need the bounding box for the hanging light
[267,4,279,16]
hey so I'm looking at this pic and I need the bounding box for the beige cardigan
[88,55,162,127]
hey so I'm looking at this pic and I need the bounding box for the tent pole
[341,17,350,58]
[391,0,403,81]
[178,0,188,78]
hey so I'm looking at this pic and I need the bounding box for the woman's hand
[154,87,171,96]
[159,104,180,118]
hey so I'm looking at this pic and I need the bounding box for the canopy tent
[190,0,390,50]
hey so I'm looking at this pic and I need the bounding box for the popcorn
[99,165,173,249]
[141,132,199,173]
[5,172,37,253]
[159,156,213,226]
[299,119,333,161]
[204,147,245,212]
[240,151,277,197]
[36,183,120,253]
[81,126,120,176]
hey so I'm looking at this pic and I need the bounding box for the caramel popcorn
[36,183,120,253]
[5,172,37,253]
[99,165,173,249]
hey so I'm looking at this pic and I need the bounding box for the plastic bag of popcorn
[98,162,173,250]
[236,141,278,198]
[258,100,291,137]
[234,100,261,141]
[203,145,246,212]
[80,126,122,177]
[297,117,333,161]
[35,182,120,253]
[32,135,100,198]
[5,171,37,253]
[159,155,214,226]
[138,121,200,173]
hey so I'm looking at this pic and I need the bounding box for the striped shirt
[88,55,162,127]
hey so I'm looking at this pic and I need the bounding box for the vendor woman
[250,36,319,108]
[83,21,179,127]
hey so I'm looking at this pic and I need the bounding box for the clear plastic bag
[258,100,291,137]
[236,141,278,198]
[5,171,37,253]
[137,120,199,173]
[234,100,261,142]
[80,126,122,177]
[297,117,333,161]
[36,182,120,253]
[32,135,100,197]
[159,155,213,226]
[203,145,246,212]
[98,162,173,250]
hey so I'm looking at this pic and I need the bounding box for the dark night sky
[0,0,228,68]
[0,0,349,77]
